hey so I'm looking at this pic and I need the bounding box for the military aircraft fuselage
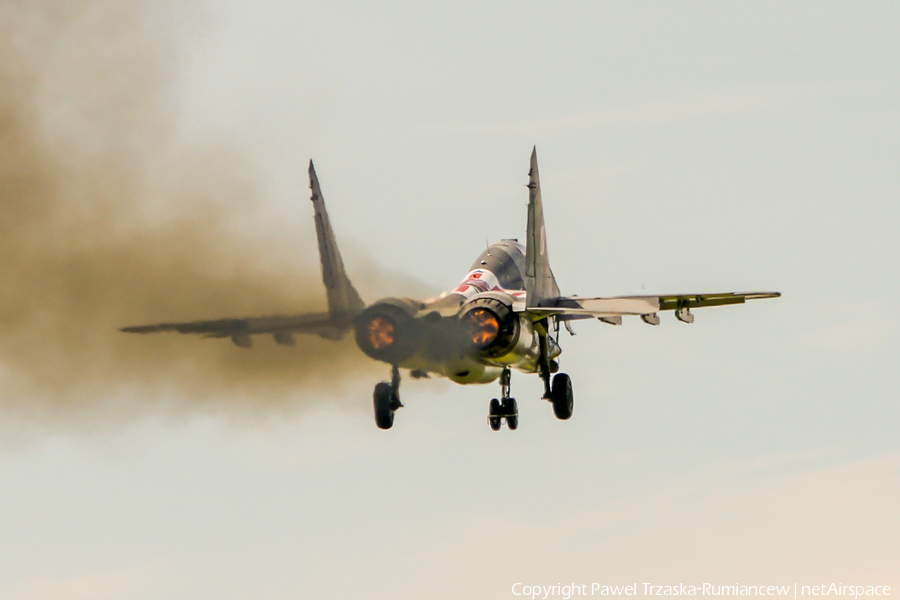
[353,240,559,384]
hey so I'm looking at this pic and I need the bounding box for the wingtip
[743,291,782,300]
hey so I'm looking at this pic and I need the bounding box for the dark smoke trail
[0,2,401,417]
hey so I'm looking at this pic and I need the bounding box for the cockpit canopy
[469,240,526,291]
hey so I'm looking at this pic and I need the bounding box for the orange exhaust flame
[367,316,396,350]
[465,308,500,347]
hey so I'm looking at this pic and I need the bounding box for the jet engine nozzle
[464,307,501,348]
[459,294,520,359]
[354,299,419,363]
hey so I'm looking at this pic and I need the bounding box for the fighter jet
[122,148,780,430]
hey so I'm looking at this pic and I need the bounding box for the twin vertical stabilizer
[308,160,366,317]
[524,147,561,308]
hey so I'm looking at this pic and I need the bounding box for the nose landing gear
[488,367,518,431]
[373,365,403,430]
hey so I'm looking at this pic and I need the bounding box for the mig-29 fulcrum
[122,148,780,431]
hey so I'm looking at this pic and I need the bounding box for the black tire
[551,373,573,420]
[506,398,518,430]
[373,382,395,429]
[488,398,502,431]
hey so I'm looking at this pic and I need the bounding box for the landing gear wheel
[506,398,518,430]
[488,367,518,431]
[374,382,400,430]
[488,398,502,431]
[551,373,573,420]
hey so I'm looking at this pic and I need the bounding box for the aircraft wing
[522,292,781,322]
[120,160,364,348]
[121,312,354,347]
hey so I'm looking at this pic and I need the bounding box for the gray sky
[1,1,898,598]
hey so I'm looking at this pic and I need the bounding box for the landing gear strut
[536,319,573,421]
[488,367,518,431]
[373,365,403,430]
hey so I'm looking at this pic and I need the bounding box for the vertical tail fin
[308,160,366,317]
[524,147,561,308]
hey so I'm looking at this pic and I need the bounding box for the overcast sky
[1,2,898,599]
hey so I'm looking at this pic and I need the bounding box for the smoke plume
[0,2,392,417]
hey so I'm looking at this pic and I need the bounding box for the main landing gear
[486,320,575,431]
[486,367,574,431]
[373,365,403,430]
[488,367,518,431]
[537,321,573,421]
